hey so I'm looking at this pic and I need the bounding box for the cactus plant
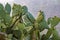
[0,3,60,40]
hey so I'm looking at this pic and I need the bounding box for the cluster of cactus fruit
[0,3,60,40]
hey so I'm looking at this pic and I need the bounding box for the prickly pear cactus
[0,3,60,40]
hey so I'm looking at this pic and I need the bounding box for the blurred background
[0,0,60,34]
